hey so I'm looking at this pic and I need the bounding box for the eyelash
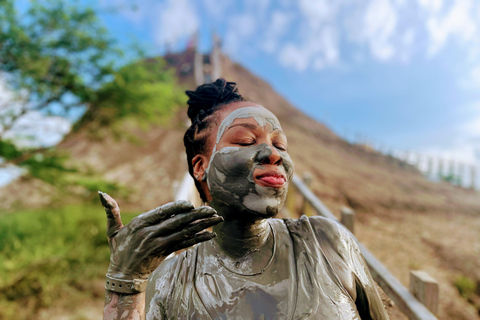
[237,141,287,152]
[237,139,256,146]
[234,135,287,151]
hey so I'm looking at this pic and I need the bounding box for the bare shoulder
[308,215,353,241]
[286,214,351,242]
[283,215,357,260]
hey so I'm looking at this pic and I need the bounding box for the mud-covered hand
[98,192,223,281]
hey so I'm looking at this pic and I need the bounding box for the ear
[192,154,208,181]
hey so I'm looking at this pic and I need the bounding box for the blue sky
[3,0,480,168]
[90,0,480,166]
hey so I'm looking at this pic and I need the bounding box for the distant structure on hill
[163,33,221,86]
[343,134,479,190]
[163,35,479,191]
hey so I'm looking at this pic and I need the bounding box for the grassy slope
[0,206,138,320]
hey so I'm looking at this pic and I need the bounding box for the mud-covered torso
[144,217,388,320]
[193,219,296,319]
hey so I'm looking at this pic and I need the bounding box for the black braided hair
[184,78,247,202]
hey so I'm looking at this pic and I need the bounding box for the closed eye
[236,140,256,146]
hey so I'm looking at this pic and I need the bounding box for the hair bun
[186,78,241,121]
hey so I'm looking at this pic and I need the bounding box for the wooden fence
[174,172,439,320]
[287,174,439,320]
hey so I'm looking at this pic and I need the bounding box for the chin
[244,205,280,219]
[212,198,283,221]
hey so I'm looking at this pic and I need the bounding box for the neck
[211,210,271,259]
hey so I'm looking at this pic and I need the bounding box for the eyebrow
[227,123,285,135]
[227,123,258,131]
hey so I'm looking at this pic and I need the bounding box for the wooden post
[409,271,439,316]
[403,151,410,163]
[437,159,444,178]
[341,207,355,234]
[458,163,464,186]
[301,172,315,216]
[427,157,433,176]
[471,166,476,190]
[449,160,455,178]
[413,153,421,168]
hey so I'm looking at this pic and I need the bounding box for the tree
[0,0,184,190]
[0,0,117,132]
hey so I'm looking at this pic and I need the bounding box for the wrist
[105,274,148,294]
[106,266,149,281]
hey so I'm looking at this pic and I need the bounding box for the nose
[256,144,283,165]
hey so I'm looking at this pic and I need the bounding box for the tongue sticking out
[259,175,285,186]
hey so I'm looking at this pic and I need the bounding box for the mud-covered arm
[104,291,146,320]
[350,248,388,320]
[309,216,389,320]
[98,192,222,320]
[348,238,389,320]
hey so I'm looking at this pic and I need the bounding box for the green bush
[454,275,477,299]
[0,205,137,319]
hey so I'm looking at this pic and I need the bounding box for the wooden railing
[174,172,439,320]
[288,175,439,320]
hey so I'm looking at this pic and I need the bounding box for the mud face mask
[206,107,294,218]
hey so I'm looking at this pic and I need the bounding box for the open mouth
[255,172,287,188]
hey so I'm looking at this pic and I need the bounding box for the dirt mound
[1,52,479,319]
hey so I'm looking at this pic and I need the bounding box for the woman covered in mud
[100,79,389,320]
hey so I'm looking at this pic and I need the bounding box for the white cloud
[4,111,71,148]
[279,44,310,71]
[361,0,398,61]
[262,11,293,53]
[203,0,234,20]
[0,75,72,148]
[0,75,73,187]
[462,101,480,138]
[223,14,258,56]
[457,63,480,90]
[154,0,199,47]
[468,65,480,89]
[278,26,339,71]
[276,0,340,71]
[298,0,336,27]
[417,0,443,13]
[246,0,271,14]
[425,0,477,56]
[108,0,480,75]
[398,28,416,62]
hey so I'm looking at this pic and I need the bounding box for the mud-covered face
[206,106,294,218]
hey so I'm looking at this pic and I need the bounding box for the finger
[181,215,224,237]
[170,231,217,252]
[162,215,223,244]
[137,200,195,226]
[98,191,123,238]
[154,206,218,235]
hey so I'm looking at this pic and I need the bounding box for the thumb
[98,191,124,238]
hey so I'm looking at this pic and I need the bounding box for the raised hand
[98,192,223,281]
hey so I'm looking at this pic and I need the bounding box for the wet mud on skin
[147,217,390,319]
[208,144,293,217]
[206,107,294,219]
[143,106,390,319]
